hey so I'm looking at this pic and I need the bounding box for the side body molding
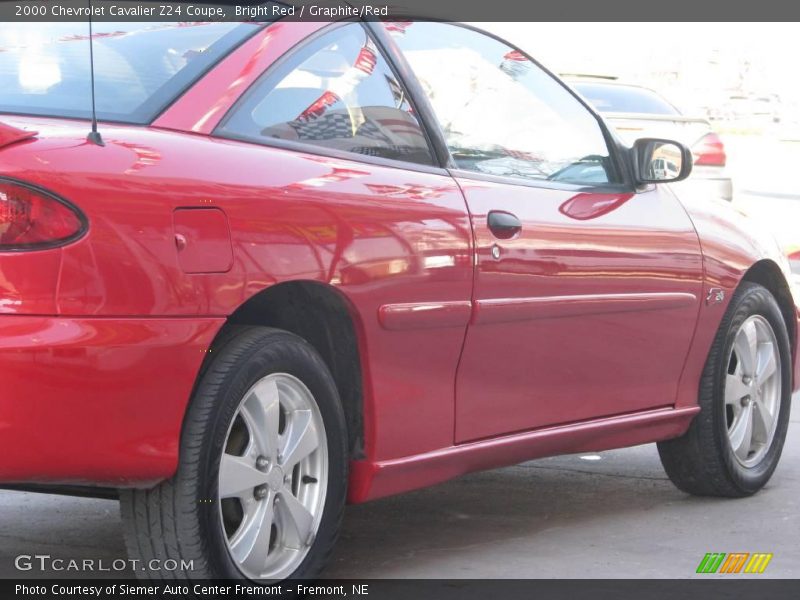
[472,292,698,325]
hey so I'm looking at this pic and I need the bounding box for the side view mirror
[632,138,693,184]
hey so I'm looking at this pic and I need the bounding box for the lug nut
[254,485,268,500]
[256,456,269,471]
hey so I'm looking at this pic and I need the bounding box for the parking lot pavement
[1,395,798,579]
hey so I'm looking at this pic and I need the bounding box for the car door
[383,22,705,442]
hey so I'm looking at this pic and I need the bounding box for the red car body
[0,21,798,504]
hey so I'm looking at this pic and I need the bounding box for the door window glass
[387,23,616,184]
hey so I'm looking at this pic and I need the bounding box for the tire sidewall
[186,329,348,581]
[713,285,792,493]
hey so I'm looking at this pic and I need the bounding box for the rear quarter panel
[0,117,474,468]
[0,19,474,486]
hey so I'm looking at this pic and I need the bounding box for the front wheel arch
[741,259,797,374]
[658,281,793,496]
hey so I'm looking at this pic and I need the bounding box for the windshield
[573,82,680,115]
[0,22,261,124]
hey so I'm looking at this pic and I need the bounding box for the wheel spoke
[280,410,320,471]
[729,402,754,462]
[752,396,775,440]
[755,343,778,383]
[219,453,267,499]
[230,495,275,573]
[277,490,314,549]
[241,378,281,460]
[734,320,759,376]
[725,374,750,406]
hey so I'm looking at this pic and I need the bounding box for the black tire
[120,326,348,580]
[658,282,792,497]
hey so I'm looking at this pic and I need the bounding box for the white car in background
[566,76,733,201]
[651,157,679,180]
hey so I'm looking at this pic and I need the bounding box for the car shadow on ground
[323,426,799,578]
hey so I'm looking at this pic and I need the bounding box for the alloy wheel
[218,373,328,580]
[724,315,782,467]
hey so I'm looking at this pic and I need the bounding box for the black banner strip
[3,579,800,600]
[2,0,800,22]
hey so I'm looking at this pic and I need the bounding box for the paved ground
[1,394,797,579]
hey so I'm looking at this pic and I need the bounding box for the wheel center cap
[266,466,284,492]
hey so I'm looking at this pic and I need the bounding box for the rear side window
[0,23,260,124]
[217,24,435,166]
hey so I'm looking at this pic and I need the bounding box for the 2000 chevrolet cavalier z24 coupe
[0,19,797,581]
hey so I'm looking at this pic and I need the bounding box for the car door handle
[487,210,522,240]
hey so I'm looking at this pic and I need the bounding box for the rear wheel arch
[210,281,368,460]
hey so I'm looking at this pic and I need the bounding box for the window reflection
[220,24,434,166]
[387,23,615,185]
[0,22,257,123]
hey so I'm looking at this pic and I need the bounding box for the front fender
[672,185,799,407]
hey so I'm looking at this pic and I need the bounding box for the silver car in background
[567,77,732,201]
